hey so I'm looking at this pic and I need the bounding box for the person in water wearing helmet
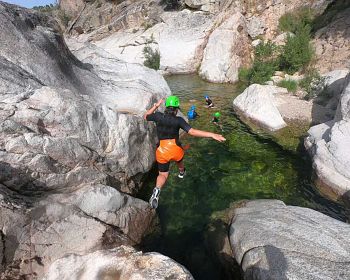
[187,105,198,120]
[144,96,226,209]
[212,112,223,130]
[205,95,214,108]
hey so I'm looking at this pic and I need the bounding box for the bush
[238,41,278,86]
[255,40,278,61]
[299,70,325,100]
[277,80,298,93]
[279,25,314,74]
[143,46,160,70]
[278,7,314,33]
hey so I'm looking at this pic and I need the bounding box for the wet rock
[305,73,350,200]
[43,246,194,280]
[233,84,287,131]
[230,200,350,280]
[199,12,251,83]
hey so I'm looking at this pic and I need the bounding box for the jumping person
[144,96,226,209]
[205,95,214,108]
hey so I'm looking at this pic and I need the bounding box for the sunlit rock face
[43,246,194,280]
[230,200,350,280]
[0,2,172,278]
[305,73,350,200]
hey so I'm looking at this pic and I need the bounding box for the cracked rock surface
[0,2,171,279]
[230,200,350,280]
[43,246,194,280]
[305,73,350,199]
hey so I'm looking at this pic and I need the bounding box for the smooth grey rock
[233,84,287,131]
[0,3,164,279]
[230,200,350,280]
[43,246,194,280]
[91,9,215,74]
[199,12,250,83]
[305,73,350,198]
[0,183,156,278]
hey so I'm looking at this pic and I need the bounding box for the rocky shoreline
[1,0,350,279]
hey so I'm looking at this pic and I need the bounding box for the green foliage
[277,79,298,93]
[143,46,160,70]
[278,7,314,33]
[299,70,325,100]
[249,60,277,84]
[33,3,58,12]
[238,41,278,87]
[254,40,277,61]
[279,25,314,74]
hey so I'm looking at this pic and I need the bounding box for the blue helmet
[205,95,209,99]
[191,105,196,110]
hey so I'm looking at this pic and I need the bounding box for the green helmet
[214,112,221,118]
[165,95,180,108]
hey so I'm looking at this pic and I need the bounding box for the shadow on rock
[245,245,288,280]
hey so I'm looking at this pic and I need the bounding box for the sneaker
[178,168,186,179]
[149,187,160,209]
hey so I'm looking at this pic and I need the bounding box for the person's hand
[154,99,164,108]
[212,133,226,142]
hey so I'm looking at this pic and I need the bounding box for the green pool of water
[140,74,346,280]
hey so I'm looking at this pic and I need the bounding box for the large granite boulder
[90,9,215,74]
[0,1,170,195]
[305,73,350,200]
[43,246,194,280]
[199,12,251,83]
[0,2,169,278]
[230,200,350,280]
[233,84,288,131]
[0,183,156,278]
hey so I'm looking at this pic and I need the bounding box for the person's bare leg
[175,159,184,173]
[176,159,186,178]
[156,171,169,189]
[150,171,168,209]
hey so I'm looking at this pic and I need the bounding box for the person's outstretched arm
[144,99,163,120]
[188,128,226,142]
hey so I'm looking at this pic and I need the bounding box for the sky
[2,0,57,8]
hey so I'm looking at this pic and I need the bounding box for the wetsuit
[146,112,191,172]
[206,98,214,107]
[212,116,219,123]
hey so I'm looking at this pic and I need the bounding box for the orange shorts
[156,139,184,164]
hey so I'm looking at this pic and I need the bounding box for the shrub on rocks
[277,79,298,93]
[279,25,314,74]
[143,45,160,70]
[278,7,314,34]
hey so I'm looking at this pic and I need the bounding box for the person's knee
[159,172,169,180]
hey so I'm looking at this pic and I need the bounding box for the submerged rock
[305,73,350,200]
[230,200,350,280]
[43,246,194,280]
